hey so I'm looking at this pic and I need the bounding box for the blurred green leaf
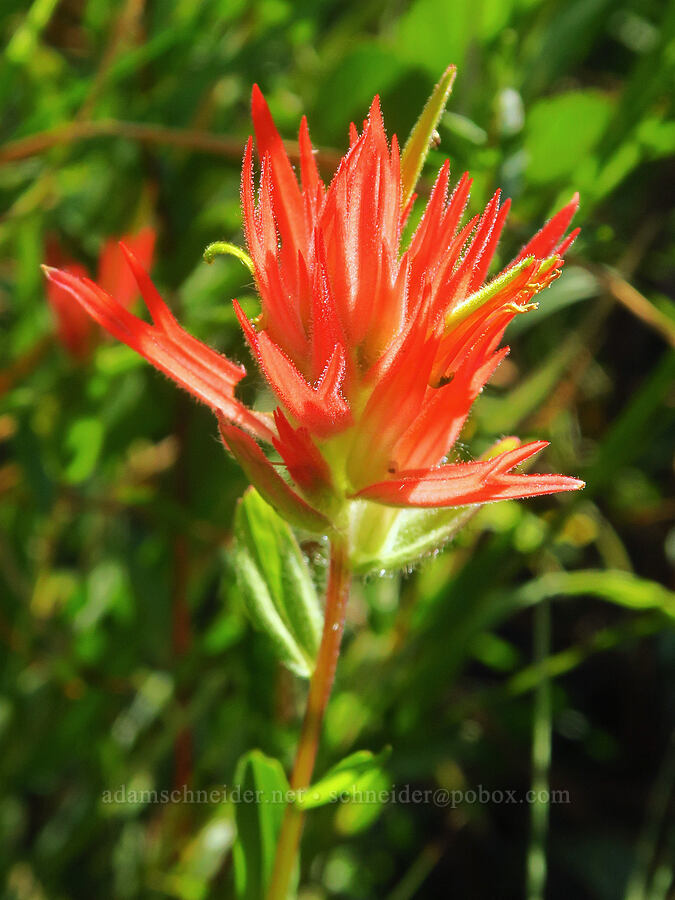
[395,0,507,76]
[525,91,615,184]
[5,0,60,66]
[297,747,391,811]
[64,417,104,483]
[164,806,235,900]
[313,43,402,139]
[522,0,614,98]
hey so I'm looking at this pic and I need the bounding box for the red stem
[267,537,351,900]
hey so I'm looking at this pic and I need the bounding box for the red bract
[45,228,155,359]
[43,86,583,531]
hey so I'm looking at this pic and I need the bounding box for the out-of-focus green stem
[267,538,351,900]
[526,598,552,900]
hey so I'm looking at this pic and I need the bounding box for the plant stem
[267,537,351,900]
[0,119,342,172]
[526,598,552,900]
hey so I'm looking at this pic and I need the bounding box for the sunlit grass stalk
[526,598,552,900]
[624,729,675,900]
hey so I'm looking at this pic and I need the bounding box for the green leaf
[525,90,615,184]
[296,747,391,811]
[233,751,291,900]
[401,65,456,205]
[234,488,323,678]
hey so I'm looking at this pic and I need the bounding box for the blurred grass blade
[5,0,60,65]
[582,351,675,494]
[526,599,552,900]
[624,730,675,900]
[515,570,675,620]
[234,488,323,678]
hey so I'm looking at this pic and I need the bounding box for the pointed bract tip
[526,439,550,455]
[251,83,278,125]
[368,94,384,125]
[232,298,259,348]
[118,240,133,259]
[242,135,254,172]
[42,264,79,285]
[118,241,148,280]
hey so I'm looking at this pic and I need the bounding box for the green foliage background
[1,0,674,897]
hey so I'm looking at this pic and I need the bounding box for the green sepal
[348,500,475,574]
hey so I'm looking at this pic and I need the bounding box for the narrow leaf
[401,64,456,205]
[233,750,291,900]
[234,487,323,678]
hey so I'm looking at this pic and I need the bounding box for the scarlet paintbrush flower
[42,84,583,546]
[45,227,155,359]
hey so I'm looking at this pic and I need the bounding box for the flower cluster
[43,85,583,551]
